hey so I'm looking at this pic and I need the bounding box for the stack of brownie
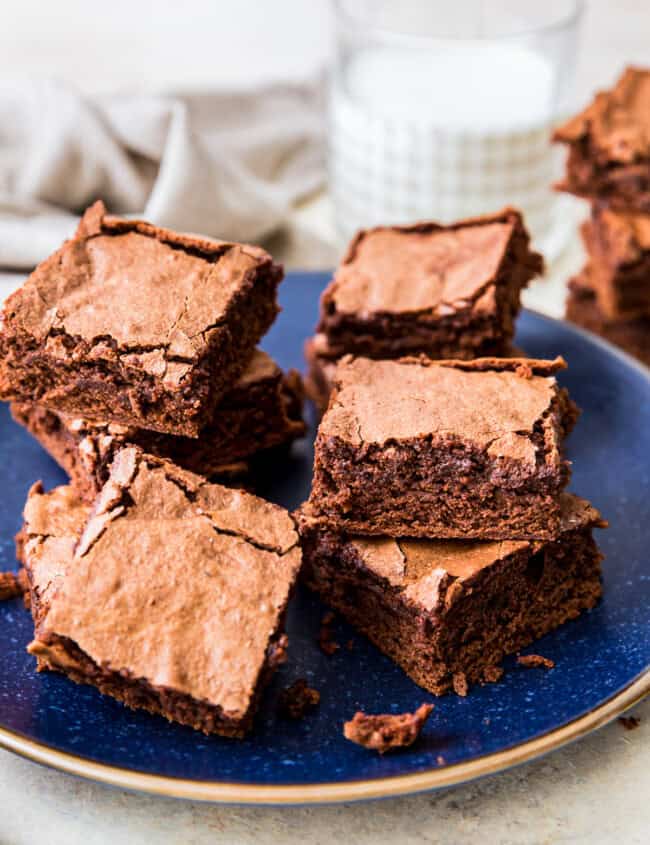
[1,201,306,497]
[0,201,306,736]
[300,309,605,694]
[554,66,650,366]
[305,208,543,412]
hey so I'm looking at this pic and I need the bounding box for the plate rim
[0,671,648,804]
[1,301,649,804]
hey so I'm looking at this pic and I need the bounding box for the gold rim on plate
[0,671,647,804]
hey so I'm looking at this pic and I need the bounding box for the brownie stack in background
[299,226,605,697]
[0,200,306,736]
[305,208,543,413]
[1,201,306,497]
[554,66,650,367]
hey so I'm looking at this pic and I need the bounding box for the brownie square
[21,447,302,737]
[566,271,650,367]
[554,67,650,212]
[299,494,604,695]
[580,205,650,319]
[307,355,578,540]
[0,201,282,437]
[314,208,542,362]
[11,350,305,502]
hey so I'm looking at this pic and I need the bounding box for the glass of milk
[329,0,583,257]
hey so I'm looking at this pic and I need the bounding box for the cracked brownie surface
[314,208,542,359]
[21,447,302,736]
[0,201,282,436]
[307,355,578,540]
[300,495,604,695]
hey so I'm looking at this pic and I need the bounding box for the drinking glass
[329,0,583,257]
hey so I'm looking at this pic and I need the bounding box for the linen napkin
[0,77,325,270]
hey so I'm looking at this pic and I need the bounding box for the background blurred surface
[0,0,646,99]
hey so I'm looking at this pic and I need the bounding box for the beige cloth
[0,77,324,269]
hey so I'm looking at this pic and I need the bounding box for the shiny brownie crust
[308,357,579,541]
[316,209,542,360]
[0,202,282,437]
[299,506,603,696]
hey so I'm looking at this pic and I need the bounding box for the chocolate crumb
[517,654,555,670]
[0,571,27,602]
[346,639,355,652]
[267,634,289,669]
[318,611,340,656]
[452,672,469,696]
[483,665,504,684]
[618,715,640,731]
[278,679,320,720]
[318,628,340,656]
[515,362,534,379]
[343,703,434,754]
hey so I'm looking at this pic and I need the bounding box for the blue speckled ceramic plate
[0,271,648,804]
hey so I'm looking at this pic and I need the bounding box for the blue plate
[0,271,648,804]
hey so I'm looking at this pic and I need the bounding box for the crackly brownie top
[322,209,539,318]
[1,200,278,375]
[320,356,568,464]
[346,494,603,612]
[23,448,301,717]
[554,67,650,163]
[590,205,650,264]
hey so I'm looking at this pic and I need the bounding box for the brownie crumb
[483,665,504,684]
[278,679,321,720]
[517,654,555,670]
[515,362,534,379]
[436,755,446,766]
[0,571,28,602]
[343,703,434,754]
[318,611,340,656]
[267,634,289,669]
[452,672,469,696]
[346,639,355,652]
[618,715,641,731]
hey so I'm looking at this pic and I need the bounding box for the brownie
[343,704,434,753]
[306,355,578,541]
[11,350,305,502]
[299,494,604,696]
[21,448,302,737]
[566,271,650,367]
[0,201,282,437]
[554,67,650,212]
[313,208,542,362]
[580,205,650,318]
